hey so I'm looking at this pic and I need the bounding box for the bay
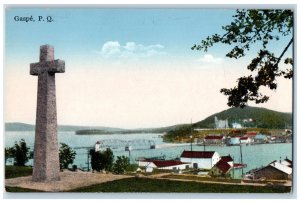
[5,131,292,178]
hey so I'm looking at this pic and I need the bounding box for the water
[5,131,292,178]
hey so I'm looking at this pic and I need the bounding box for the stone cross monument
[30,45,65,182]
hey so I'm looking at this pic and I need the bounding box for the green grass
[68,177,291,193]
[162,174,241,183]
[5,186,42,192]
[4,166,291,193]
[5,166,33,179]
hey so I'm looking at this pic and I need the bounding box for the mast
[239,140,243,175]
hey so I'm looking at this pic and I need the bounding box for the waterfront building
[249,160,292,180]
[244,132,258,143]
[138,159,190,171]
[226,137,240,145]
[204,135,225,145]
[240,136,251,144]
[220,155,234,167]
[254,134,269,143]
[209,160,232,177]
[180,150,221,169]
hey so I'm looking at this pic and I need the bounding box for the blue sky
[4,8,293,128]
[5,8,236,63]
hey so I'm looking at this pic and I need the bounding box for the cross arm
[30,60,65,76]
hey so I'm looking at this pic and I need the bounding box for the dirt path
[146,174,292,187]
[5,170,131,192]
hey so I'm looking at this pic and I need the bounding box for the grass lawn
[5,166,33,179]
[4,166,291,193]
[5,186,42,192]
[162,174,241,183]
[69,177,291,193]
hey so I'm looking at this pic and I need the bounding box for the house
[273,136,287,143]
[152,160,190,170]
[209,160,232,177]
[180,150,221,169]
[249,160,292,180]
[226,137,240,145]
[138,159,190,171]
[204,135,225,145]
[254,134,268,143]
[220,155,234,167]
[240,136,251,144]
[244,132,258,143]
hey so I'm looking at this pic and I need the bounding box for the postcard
[4,5,294,197]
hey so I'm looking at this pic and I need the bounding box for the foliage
[5,166,32,179]
[165,106,291,141]
[112,156,129,174]
[126,164,139,172]
[69,177,291,193]
[193,106,292,129]
[163,124,198,142]
[10,139,30,166]
[192,9,293,108]
[59,143,77,169]
[90,148,114,172]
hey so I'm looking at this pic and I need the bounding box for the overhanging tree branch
[193,9,293,108]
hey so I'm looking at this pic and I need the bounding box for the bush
[113,156,129,174]
[90,148,114,172]
[59,143,76,169]
[7,139,30,166]
[126,164,139,172]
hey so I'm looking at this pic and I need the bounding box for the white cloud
[101,41,121,56]
[198,54,223,64]
[100,41,165,59]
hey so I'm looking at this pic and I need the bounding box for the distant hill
[5,122,35,131]
[5,122,126,132]
[193,106,292,129]
[5,107,292,134]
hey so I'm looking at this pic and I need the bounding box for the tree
[102,148,114,171]
[192,9,293,108]
[13,139,30,166]
[59,143,76,169]
[113,156,129,174]
[90,148,114,172]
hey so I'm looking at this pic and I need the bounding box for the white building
[95,141,101,152]
[232,122,242,129]
[180,150,221,169]
[215,116,229,129]
[240,137,251,144]
[138,159,190,171]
